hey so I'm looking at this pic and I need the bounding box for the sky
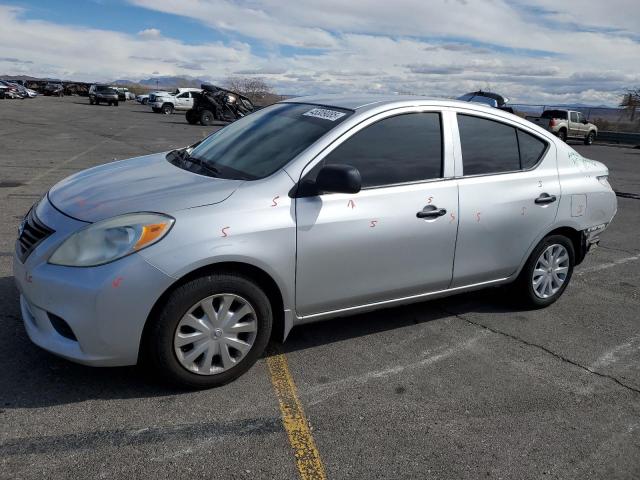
[0,0,638,105]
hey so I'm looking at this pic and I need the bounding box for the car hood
[48,152,242,222]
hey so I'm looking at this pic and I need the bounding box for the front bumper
[13,198,176,366]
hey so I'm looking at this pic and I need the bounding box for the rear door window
[458,115,520,175]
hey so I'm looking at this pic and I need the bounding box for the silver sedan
[13,95,617,388]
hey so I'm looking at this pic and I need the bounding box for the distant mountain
[113,76,207,89]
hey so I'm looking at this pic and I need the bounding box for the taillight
[597,175,610,188]
[549,119,557,127]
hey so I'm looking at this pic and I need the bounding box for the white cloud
[137,28,161,38]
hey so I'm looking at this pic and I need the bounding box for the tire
[584,131,595,145]
[199,109,214,126]
[142,98,148,105]
[114,101,119,107]
[89,98,94,105]
[152,107,160,113]
[514,234,575,308]
[162,103,174,115]
[186,110,198,124]
[557,129,567,142]
[143,273,273,389]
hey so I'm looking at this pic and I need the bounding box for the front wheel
[162,103,174,115]
[143,273,273,388]
[114,101,119,106]
[514,235,575,308]
[584,131,595,145]
[186,110,198,124]
[199,109,214,126]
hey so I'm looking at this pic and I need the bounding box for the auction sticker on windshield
[303,108,346,121]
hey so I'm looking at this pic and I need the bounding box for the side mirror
[294,164,362,197]
[582,119,589,124]
[315,164,362,195]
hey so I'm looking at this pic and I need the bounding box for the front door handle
[535,193,557,205]
[417,205,447,219]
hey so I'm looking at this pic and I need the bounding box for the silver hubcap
[532,244,570,299]
[174,293,257,375]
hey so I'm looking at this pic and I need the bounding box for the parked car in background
[526,109,598,144]
[0,80,22,99]
[148,91,171,106]
[1,80,37,98]
[88,84,120,106]
[457,90,514,113]
[136,94,149,104]
[13,96,617,388]
[187,83,254,125]
[43,83,64,97]
[151,88,202,114]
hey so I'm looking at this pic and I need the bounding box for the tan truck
[526,109,597,145]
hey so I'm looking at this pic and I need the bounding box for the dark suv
[89,85,119,106]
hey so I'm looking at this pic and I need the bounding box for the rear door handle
[417,205,447,219]
[535,193,557,205]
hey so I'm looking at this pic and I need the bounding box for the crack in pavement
[443,308,640,396]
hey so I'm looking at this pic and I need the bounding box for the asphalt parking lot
[1,96,639,479]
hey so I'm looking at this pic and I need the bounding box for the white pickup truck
[526,109,598,145]
[151,88,202,114]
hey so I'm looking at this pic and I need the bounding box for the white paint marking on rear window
[303,108,346,121]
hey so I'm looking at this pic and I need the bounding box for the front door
[295,110,459,317]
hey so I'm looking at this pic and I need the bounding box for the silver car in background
[13,96,617,388]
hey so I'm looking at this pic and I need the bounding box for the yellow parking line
[266,346,327,480]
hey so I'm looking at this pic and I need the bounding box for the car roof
[284,94,508,114]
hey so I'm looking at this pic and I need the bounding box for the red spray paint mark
[221,226,230,237]
[449,212,456,224]
[427,196,433,204]
[538,181,543,188]
[369,220,378,228]
[271,195,280,207]
[347,199,356,209]
[76,198,86,207]
[476,212,481,223]
[112,277,123,288]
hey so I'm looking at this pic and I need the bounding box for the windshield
[184,103,353,179]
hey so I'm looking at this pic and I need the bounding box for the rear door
[451,112,559,287]
[295,109,459,316]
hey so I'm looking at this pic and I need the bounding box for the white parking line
[576,255,640,275]
[304,332,487,406]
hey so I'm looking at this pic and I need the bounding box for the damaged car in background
[186,83,255,126]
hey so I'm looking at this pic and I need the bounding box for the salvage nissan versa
[14,95,617,388]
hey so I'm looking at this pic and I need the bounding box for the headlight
[49,213,174,267]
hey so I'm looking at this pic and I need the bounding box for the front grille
[16,207,54,262]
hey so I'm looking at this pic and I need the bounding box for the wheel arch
[139,261,288,363]
[512,224,585,282]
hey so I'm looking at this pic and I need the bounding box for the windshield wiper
[185,156,220,177]
[169,149,220,177]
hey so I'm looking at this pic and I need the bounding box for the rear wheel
[114,101,119,107]
[142,98,148,105]
[89,98,94,105]
[143,273,273,388]
[515,234,575,308]
[199,109,214,126]
[584,131,595,145]
[557,129,567,142]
